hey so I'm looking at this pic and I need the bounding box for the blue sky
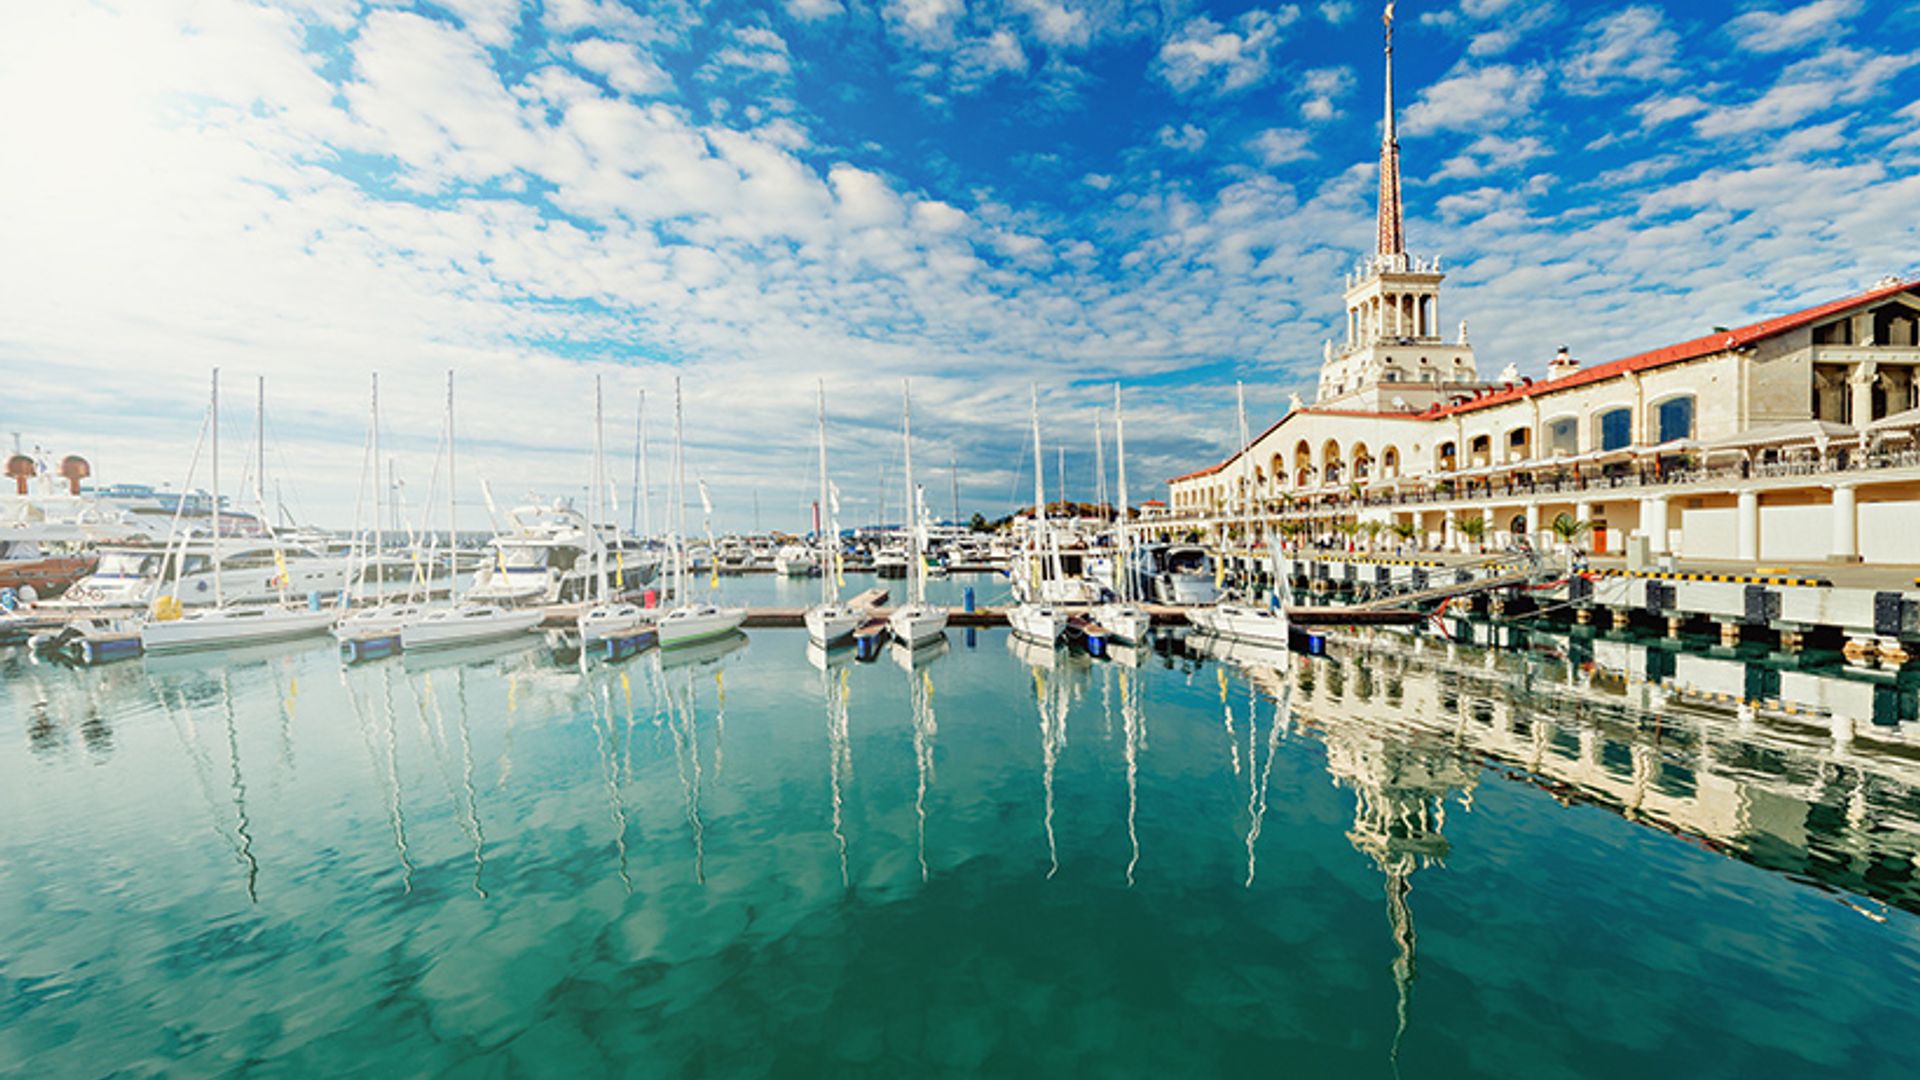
[3,0,1917,530]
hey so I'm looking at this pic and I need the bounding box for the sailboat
[887,381,948,647]
[657,377,748,648]
[142,372,339,653]
[1091,386,1151,644]
[1187,382,1290,651]
[577,375,656,650]
[399,372,544,651]
[1007,385,1067,644]
[804,382,861,647]
[336,373,427,656]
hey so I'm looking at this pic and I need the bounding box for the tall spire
[1376,2,1406,262]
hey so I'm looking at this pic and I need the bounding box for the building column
[1443,507,1458,553]
[1849,370,1874,427]
[1525,503,1541,548]
[1736,490,1759,561]
[1642,495,1670,554]
[1831,482,1859,562]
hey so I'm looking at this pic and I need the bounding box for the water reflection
[893,638,947,882]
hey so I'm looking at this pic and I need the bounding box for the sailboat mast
[1235,380,1251,552]
[256,376,266,516]
[594,374,607,604]
[447,370,458,602]
[1114,385,1132,604]
[901,380,919,606]
[211,367,224,608]
[674,376,686,602]
[1029,385,1043,577]
[817,381,832,605]
[372,372,383,598]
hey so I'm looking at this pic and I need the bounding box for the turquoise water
[4,626,1920,1076]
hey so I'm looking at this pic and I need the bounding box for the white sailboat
[804,382,861,647]
[336,373,425,650]
[143,372,338,653]
[888,381,948,648]
[1009,385,1067,644]
[399,372,544,651]
[1092,385,1151,644]
[1187,382,1289,651]
[578,375,655,648]
[658,376,747,648]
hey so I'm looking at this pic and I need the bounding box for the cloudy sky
[3,0,1917,531]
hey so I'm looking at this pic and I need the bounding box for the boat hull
[887,605,948,647]
[804,604,861,646]
[400,607,544,650]
[141,607,339,653]
[658,605,748,648]
[1007,604,1066,643]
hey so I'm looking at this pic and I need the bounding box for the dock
[738,603,1422,628]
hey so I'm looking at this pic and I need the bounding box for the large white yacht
[54,538,353,609]
[465,499,660,605]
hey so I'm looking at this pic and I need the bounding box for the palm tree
[1456,514,1488,552]
[1360,519,1384,552]
[1389,520,1419,552]
[1549,512,1592,551]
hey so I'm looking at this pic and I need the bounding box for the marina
[6,0,1919,1073]
[6,625,1920,1075]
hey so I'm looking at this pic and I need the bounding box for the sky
[2,0,1917,532]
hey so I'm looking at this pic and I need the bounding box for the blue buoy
[963,587,975,613]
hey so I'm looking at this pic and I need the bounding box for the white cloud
[1727,0,1864,54]
[1434,134,1550,180]
[1157,122,1208,151]
[1010,0,1094,48]
[1156,7,1299,96]
[1082,172,1113,190]
[1633,92,1709,130]
[571,38,673,97]
[952,29,1029,86]
[1562,5,1678,94]
[1249,127,1312,166]
[784,0,846,21]
[1401,64,1545,135]
[1318,2,1354,24]
[1297,65,1353,122]
[1694,46,1917,137]
[711,25,794,76]
[885,0,966,47]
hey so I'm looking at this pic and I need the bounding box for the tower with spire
[1315,2,1479,408]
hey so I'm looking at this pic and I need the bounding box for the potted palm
[1456,514,1488,553]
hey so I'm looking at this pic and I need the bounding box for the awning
[1699,420,1858,455]
[1866,406,1920,434]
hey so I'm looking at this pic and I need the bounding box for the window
[1546,418,1577,455]
[1596,407,1632,451]
[1654,396,1694,443]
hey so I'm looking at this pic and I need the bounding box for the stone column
[1736,490,1759,561]
[1443,508,1458,553]
[1525,503,1541,548]
[1643,495,1670,555]
[1831,482,1859,562]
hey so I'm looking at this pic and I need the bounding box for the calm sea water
[4,619,1919,1076]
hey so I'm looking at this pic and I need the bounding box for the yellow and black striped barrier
[1596,568,1831,588]
[1659,679,1825,718]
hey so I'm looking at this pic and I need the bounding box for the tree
[1389,521,1419,546]
[1456,515,1488,551]
[1360,519,1384,551]
[969,512,989,532]
[1549,512,1592,550]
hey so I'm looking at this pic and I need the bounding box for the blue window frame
[1597,408,1632,451]
[1655,397,1694,444]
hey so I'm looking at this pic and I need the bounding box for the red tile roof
[1166,279,1916,483]
[1430,278,1917,418]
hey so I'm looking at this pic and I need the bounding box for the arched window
[1468,434,1492,467]
[1437,441,1457,470]
[1545,417,1577,455]
[1653,396,1694,444]
[1595,407,1632,451]
[1382,447,1401,477]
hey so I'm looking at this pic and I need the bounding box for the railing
[1164,444,1920,524]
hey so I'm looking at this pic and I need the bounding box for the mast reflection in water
[3,627,1919,1076]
